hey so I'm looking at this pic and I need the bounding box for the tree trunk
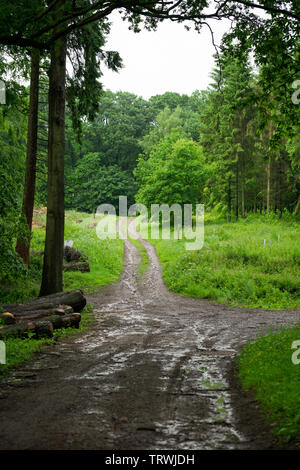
[235,158,239,221]
[227,175,231,222]
[38,313,81,330]
[294,197,300,216]
[0,321,53,340]
[1,289,86,314]
[40,5,67,296]
[16,49,40,266]
[266,157,271,214]
[241,156,245,218]
[266,120,275,215]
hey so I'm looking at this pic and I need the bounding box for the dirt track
[0,219,299,450]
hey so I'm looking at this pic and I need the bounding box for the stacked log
[1,289,86,314]
[63,246,90,272]
[0,290,86,340]
[63,261,90,272]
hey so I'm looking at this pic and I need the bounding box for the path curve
[0,218,299,450]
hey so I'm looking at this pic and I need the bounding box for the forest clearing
[0,0,299,456]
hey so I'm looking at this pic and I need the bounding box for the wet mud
[0,219,299,450]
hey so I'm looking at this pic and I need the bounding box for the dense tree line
[1,66,300,217]
[7,68,298,221]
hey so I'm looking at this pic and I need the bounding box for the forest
[1,58,300,285]
[0,0,300,453]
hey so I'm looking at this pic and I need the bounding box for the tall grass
[150,213,300,309]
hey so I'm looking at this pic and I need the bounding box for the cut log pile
[63,261,90,272]
[63,245,90,272]
[0,290,86,340]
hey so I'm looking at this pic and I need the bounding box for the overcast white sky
[101,12,231,100]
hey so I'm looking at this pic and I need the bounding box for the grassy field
[150,213,300,310]
[0,210,124,376]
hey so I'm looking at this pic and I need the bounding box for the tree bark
[294,197,300,216]
[266,120,275,215]
[235,158,239,221]
[266,157,271,214]
[16,49,40,266]
[241,156,245,219]
[227,175,231,222]
[40,2,67,296]
[39,313,81,330]
[0,321,53,340]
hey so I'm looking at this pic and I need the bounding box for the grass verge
[127,233,150,278]
[237,320,300,444]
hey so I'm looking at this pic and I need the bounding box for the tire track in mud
[0,217,299,450]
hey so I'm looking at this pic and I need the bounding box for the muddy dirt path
[0,219,299,450]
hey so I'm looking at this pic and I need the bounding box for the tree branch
[233,0,300,21]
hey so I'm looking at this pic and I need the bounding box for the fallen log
[0,313,80,340]
[0,290,86,315]
[64,246,88,262]
[14,308,55,320]
[0,312,16,325]
[34,320,54,338]
[63,261,90,272]
[14,306,74,321]
[36,313,81,330]
[0,320,53,340]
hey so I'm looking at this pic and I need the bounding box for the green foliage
[72,90,155,171]
[66,153,138,212]
[238,321,300,443]
[135,130,207,207]
[66,21,123,138]
[0,100,28,283]
[150,214,300,310]
[139,105,183,155]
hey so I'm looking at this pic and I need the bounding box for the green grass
[0,303,94,377]
[0,210,124,304]
[127,232,150,278]
[238,321,300,443]
[149,213,300,310]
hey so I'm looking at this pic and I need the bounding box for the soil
[0,219,299,450]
